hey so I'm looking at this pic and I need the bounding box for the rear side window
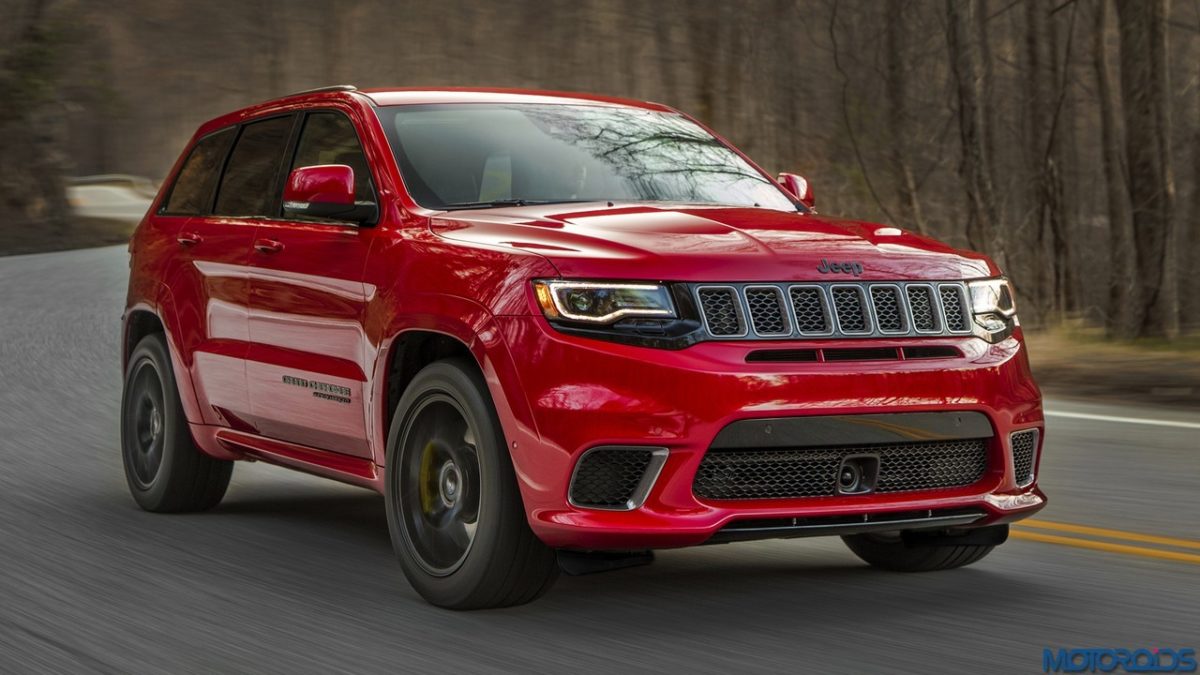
[162,127,235,215]
[291,112,374,202]
[214,116,294,217]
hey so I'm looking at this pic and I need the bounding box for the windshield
[376,103,797,212]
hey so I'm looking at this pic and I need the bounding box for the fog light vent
[569,447,668,510]
[1011,429,1039,487]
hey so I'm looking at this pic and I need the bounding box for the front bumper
[493,315,1045,550]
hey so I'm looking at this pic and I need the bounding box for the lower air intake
[569,447,667,510]
[1010,429,1039,487]
[693,439,989,500]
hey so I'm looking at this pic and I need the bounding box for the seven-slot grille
[694,282,973,339]
[693,438,990,501]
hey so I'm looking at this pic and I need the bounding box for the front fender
[367,293,544,480]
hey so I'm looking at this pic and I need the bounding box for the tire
[385,358,558,610]
[842,530,997,572]
[121,333,232,512]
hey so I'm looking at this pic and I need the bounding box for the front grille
[697,287,743,336]
[569,447,665,509]
[789,286,830,333]
[745,286,789,335]
[940,285,968,331]
[907,285,937,331]
[1011,429,1039,487]
[692,281,973,340]
[832,286,868,332]
[871,286,904,332]
[693,438,989,501]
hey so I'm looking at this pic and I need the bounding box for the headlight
[533,280,676,324]
[967,277,1017,336]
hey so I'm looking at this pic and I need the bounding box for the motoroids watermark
[1043,648,1197,673]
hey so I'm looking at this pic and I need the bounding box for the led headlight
[967,277,1017,336]
[533,281,676,324]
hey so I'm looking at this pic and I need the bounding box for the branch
[828,0,898,224]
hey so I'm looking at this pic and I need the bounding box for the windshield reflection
[379,103,797,212]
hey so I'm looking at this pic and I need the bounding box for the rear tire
[121,334,232,512]
[842,531,996,572]
[385,358,558,609]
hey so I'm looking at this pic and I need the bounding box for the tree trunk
[885,0,928,235]
[946,0,1005,269]
[1093,0,1139,338]
[1115,0,1178,338]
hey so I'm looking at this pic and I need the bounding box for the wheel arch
[122,287,206,426]
[371,313,544,502]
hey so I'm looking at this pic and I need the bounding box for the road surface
[1,246,1196,674]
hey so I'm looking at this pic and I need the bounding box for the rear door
[244,110,378,458]
[156,124,260,430]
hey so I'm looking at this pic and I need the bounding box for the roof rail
[284,84,358,96]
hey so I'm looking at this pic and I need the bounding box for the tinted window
[162,127,235,215]
[214,116,294,217]
[377,104,796,212]
[291,113,374,202]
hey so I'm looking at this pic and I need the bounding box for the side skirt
[192,424,383,493]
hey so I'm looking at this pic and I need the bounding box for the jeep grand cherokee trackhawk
[122,86,1045,609]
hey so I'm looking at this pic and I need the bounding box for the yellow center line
[1010,531,1200,565]
[1016,519,1200,551]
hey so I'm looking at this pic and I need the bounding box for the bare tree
[1094,0,1140,338]
[0,0,72,232]
[885,0,928,235]
[946,0,1005,268]
[1116,0,1179,338]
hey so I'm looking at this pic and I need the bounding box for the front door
[244,110,378,458]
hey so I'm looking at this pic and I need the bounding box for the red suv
[122,86,1045,609]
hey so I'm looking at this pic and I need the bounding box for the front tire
[121,334,232,512]
[842,529,999,572]
[385,358,558,609]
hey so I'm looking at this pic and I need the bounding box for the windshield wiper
[440,199,590,211]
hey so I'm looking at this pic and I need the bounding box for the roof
[357,87,673,112]
[192,86,674,140]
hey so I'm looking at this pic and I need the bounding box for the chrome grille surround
[938,284,970,333]
[696,286,747,337]
[692,281,974,340]
[743,285,792,336]
[905,283,942,333]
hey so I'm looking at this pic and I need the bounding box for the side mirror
[283,164,376,223]
[777,172,815,210]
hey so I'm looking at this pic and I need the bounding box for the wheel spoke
[396,396,483,576]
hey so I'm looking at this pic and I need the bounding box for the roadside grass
[0,218,135,257]
[1025,327,1200,408]
[1040,323,1200,353]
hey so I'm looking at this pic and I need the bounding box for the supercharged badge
[282,375,351,404]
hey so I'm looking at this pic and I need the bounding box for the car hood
[430,202,997,282]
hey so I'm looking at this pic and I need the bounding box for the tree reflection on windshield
[381,103,797,212]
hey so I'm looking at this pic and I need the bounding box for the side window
[162,127,235,215]
[214,116,294,217]
[291,113,374,202]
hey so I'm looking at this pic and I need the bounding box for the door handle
[253,239,284,254]
[177,232,202,247]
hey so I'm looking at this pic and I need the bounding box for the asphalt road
[1,245,1197,674]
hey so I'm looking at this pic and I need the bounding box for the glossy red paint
[124,87,1045,550]
[777,172,815,209]
[284,164,355,206]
